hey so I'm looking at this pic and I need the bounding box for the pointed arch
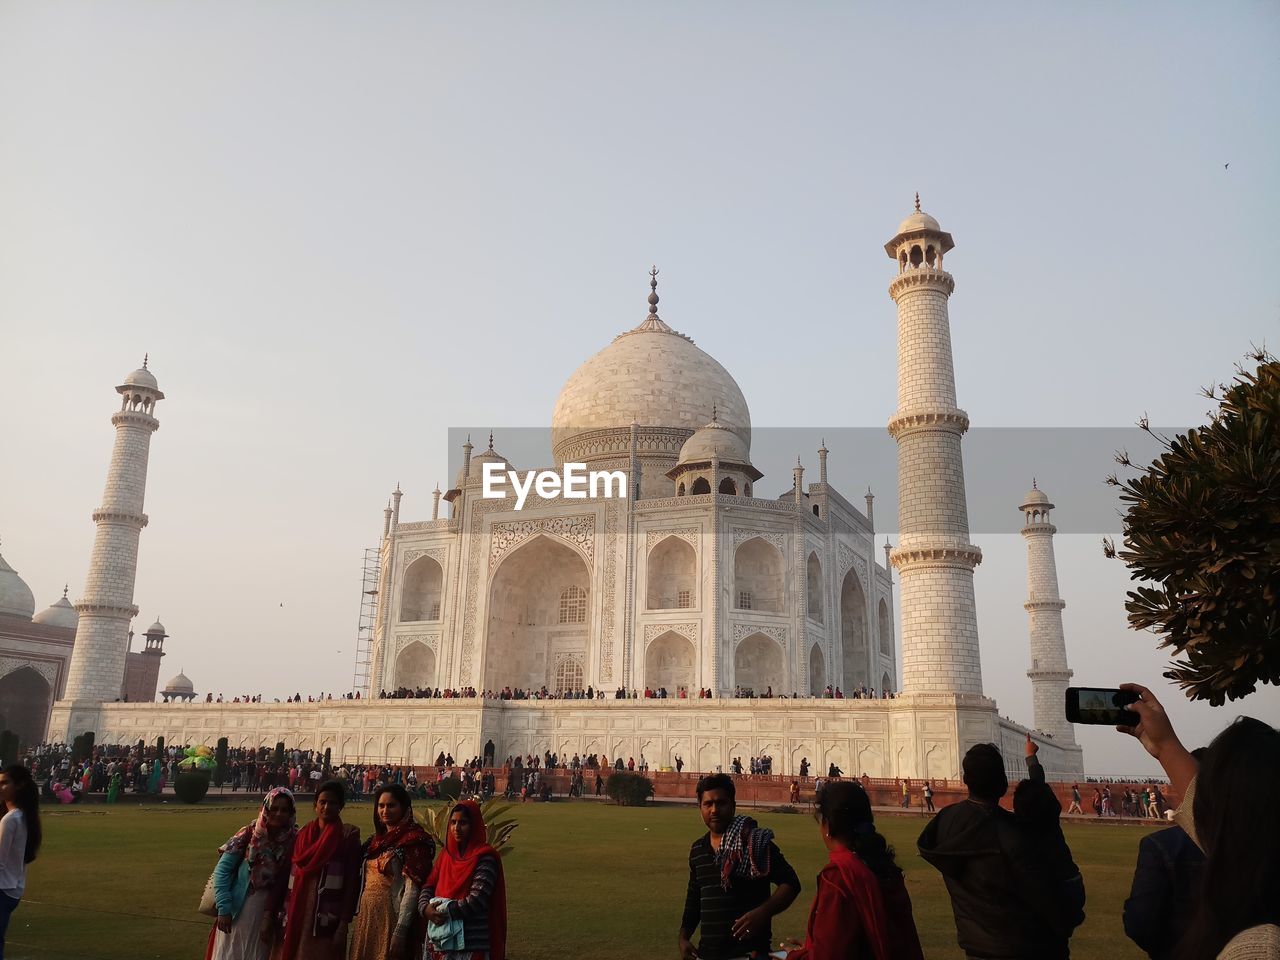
[734,537,784,612]
[878,598,893,657]
[485,535,591,691]
[840,568,869,691]
[690,477,711,495]
[647,536,697,610]
[0,667,52,747]
[400,555,443,621]
[645,631,696,692]
[734,632,784,694]
[808,644,825,696]
[394,641,436,689]
[806,552,824,623]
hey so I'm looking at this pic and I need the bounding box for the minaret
[1020,482,1076,744]
[885,198,984,694]
[62,359,165,703]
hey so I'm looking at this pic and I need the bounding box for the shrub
[174,769,211,804]
[606,772,654,806]
[437,776,463,801]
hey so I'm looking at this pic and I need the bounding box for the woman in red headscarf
[349,784,435,959]
[783,781,923,960]
[271,780,361,960]
[417,799,507,960]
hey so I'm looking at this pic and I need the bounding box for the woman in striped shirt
[419,800,506,960]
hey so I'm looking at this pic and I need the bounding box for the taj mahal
[5,201,1085,779]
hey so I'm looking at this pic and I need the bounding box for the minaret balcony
[887,407,969,439]
[1024,599,1066,611]
[888,267,954,300]
[1027,666,1073,680]
[1020,522,1058,535]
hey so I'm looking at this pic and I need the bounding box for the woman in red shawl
[783,781,923,960]
[271,780,361,960]
[348,784,435,959]
[417,799,507,960]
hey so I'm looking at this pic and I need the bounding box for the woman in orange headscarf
[417,799,507,960]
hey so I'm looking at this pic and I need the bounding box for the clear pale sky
[1,2,1277,774]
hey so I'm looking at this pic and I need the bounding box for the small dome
[163,671,194,694]
[895,210,942,235]
[33,592,78,629]
[458,441,511,487]
[0,550,35,621]
[122,363,159,390]
[1020,483,1054,511]
[678,418,751,466]
[144,619,168,636]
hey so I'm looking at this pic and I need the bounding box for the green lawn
[7,800,1159,960]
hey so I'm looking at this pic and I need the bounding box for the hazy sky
[1,2,1277,773]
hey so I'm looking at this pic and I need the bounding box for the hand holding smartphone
[1065,687,1140,726]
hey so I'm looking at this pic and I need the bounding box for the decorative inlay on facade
[731,528,786,552]
[488,515,596,570]
[731,623,788,648]
[0,657,58,688]
[599,506,618,683]
[645,527,701,553]
[403,547,449,567]
[837,542,859,577]
[394,633,440,656]
[642,622,699,646]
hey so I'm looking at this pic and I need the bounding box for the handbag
[197,870,219,917]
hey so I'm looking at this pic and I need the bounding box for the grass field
[6,799,1159,960]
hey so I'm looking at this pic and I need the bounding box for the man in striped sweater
[679,773,800,960]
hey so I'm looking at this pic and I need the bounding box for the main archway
[840,568,869,692]
[647,536,696,610]
[400,555,443,621]
[484,536,591,692]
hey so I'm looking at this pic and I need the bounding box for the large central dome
[551,275,750,465]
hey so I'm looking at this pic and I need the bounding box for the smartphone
[1065,687,1140,726]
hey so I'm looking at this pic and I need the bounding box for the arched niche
[734,537,784,612]
[554,657,584,695]
[0,667,51,748]
[808,644,825,696]
[484,535,590,691]
[734,632,784,694]
[878,598,893,657]
[840,568,869,691]
[647,536,696,610]
[394,641,435,689]
[806,552,824,623]
[400,555,443,622]
[690,477,711,495]
[718,477,737,495]
[881,670,892,695]
[645,631,695,693]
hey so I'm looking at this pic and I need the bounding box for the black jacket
[918,798,1085,959]
[1123,825,1204,960]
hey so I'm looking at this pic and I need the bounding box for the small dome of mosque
[122,365,159,390]
[678,415,751,466]
[162,671,194,694]
[457,436,510,486]
[145,619,168,636]
[896,210,942,235]
[33,589,78,629]
[1020,481,1054,511]
[551,270,750,461]
[0,548,35,621]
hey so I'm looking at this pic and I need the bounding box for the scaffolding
[351,546,380,696]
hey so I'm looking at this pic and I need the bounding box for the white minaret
[885,198,984,694]
[1020,481,1077,744]
[62,359,164,703]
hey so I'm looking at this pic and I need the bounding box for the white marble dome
[678,417,751,466]
[896,210,942,235]
[552,311,750,462]
[163,671,194,694]
[33,592,78,629]
[144,619,168,636]
[0,550,35,621]
[122,365,159,390]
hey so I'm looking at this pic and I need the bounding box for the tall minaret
[1020,482,1076,744]
[62,359,165,703]
[885,198,984,694]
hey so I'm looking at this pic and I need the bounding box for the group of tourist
[207,781,505,960]
[1068,782,1171,819]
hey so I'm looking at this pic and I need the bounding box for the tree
[1105,350,1279,704]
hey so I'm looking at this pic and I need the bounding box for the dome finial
[914,192,921,213]
[63,584,69,598]
[647,266,660,317]
[711,402,718,423]
[488,431,494,451]
[143,353,149,370]
[1032,476,1037,490]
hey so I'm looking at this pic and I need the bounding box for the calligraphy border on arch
[403,547,449,567]
[731,623,788,648]
[644,527,701,554]
[0,656,58,688]
[731,528,786,553]
[488,514,596,571]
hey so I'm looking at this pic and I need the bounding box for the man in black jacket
[918,741,1085,959]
